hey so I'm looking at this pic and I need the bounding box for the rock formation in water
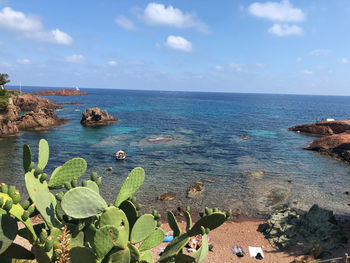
[12,93,59,111]
[290,119,350,162]
[81,107,118,127]
[33,88,88,96]
[289,119,350,136]
[16,107,67,131]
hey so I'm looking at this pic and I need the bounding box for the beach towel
[248,246,264,259]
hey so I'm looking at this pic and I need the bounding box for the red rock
[0,105,19,136]
[107,167,113,171]
[12,94,58,111]
[305,133,350,151]
[16,108,67,131]
[81,107,118,127]
[289,120,350,136]
[33,88,88,96]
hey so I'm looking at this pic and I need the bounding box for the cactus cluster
[0,139,230,263]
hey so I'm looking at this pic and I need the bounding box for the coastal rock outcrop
[259,205,346,256]
[289,119,350,136]
[290,119,350,162]
[33,88,88,96]
[16,108,67,131]
[81,107,118,127]
[0,105,20,136]
[12,94,58,111]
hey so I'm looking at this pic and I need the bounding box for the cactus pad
[70,247,96,263]
[139,228,165,251]
[23,144,32,173]
[184,211,192,232]
[139,251,152,263]
[114,167,145,207]
[25,171,57,227]
[119,200,137,230]
[106,247,131,263]
[62,187,107,219]
[94,225,119,259]
[158,233,190,263]
[128,242,140,262]
[84,179,99,193]
[192,233,209,263]
[100,206,129,248]
[48,158,87,188]
[167,211,181,237]
[188,212,226,236]
[0,208,18,254]
[130,214,156,244]
[37,139,49,171]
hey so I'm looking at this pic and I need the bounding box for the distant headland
[33,88,88,96]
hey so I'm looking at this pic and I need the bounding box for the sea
[1,86,350,218]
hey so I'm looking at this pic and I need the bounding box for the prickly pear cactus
[48,158,87,188]
[114,167,145,207]
[0,139,229,263]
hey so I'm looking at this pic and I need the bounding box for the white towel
[248,246,264,258]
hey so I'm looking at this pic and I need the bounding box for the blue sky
[0,0,349,95]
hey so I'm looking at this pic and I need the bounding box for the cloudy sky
[0,0,349,95]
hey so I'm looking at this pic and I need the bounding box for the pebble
[107,167,113,171]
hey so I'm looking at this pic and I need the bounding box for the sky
[0,0,349,95]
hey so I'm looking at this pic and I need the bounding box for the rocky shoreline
[0,93,66,137]
[289,119,350,162]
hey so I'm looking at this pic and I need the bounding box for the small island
[33,88,88,96]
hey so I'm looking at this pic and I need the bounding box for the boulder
[306,133,350,151]
[243,170,265,179]
[33,88,88,96]
[16,108,67,131]
[81,107,118,127]
[12,94,58,111]
[289,119,350,136]
[187,182,204,198]
[259,205,347,255]
[158,192,176,201]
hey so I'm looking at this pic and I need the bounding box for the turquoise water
[1,87,350,217]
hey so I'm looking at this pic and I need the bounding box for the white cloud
[142,3,209,34]
[0,61,11,67]
[229,63,242,72]
[309,49,332,56]
[0,7,72,45]
[340,58,349,64]
[248,0,305,22]
[301,69,313,75]
[65,54,85,63]
[268,24,302,36]
[297,57,303,62]
[17,58,31,64]
[115,15,136,30]
[165,35,192,52]
[215,65,224,71]
[108,61,118,66]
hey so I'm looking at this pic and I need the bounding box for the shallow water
[1,87,350,217]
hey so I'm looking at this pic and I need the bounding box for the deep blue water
[1,87,350,217]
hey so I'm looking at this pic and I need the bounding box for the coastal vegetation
[0,139,230,263]
[0,73,10,87]
[0,88,11,111]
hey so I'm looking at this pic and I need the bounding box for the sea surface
[1,87,350,218]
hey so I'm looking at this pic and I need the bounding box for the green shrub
[0,139,230,263]
[0,89,10,111]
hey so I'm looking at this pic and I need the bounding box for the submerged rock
[259,204,347,256]
[187,182,204,198]
[158,192,176,201]
[244,170,265,179]
[81,107,118,127]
